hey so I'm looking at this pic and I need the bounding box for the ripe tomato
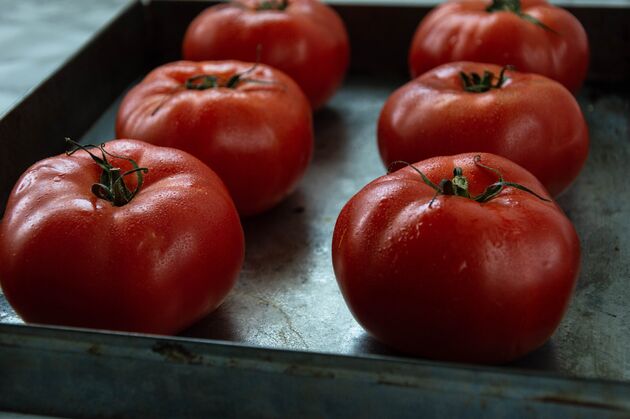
[332,153,581,364]
[378,62,589,197]
[182,0,350,109]
[409,0,589,93]
[116,60,313,216]
[0,139,244,335]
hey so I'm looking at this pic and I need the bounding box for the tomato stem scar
[65,138,148,207]
[389,156,551,207]
[486,0,558,34]
[460,66,511,93]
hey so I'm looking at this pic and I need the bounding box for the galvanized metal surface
[2,76,629,381]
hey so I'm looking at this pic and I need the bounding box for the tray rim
[3,322,630,387]
[2,322,630,417]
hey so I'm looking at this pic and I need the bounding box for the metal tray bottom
[2,75,629,381]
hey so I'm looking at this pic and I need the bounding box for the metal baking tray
[1,0,629,416]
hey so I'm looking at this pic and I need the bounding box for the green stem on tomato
[486,0,558,34]
[256,0,288,11]
[185,71,265,90]
[184,49,274,91]
[390,155,550,207]
[65,138,148,207]
[460,66,511,93]
[185,75,220,90]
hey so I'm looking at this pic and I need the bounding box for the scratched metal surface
[1,0,630,385]
[2,76,628,381]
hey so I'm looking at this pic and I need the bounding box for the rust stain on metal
[87,344,102,356]
[152,342,202,365]
[283,364,336,379]
[533,396,626,412]
[376,377,419,389]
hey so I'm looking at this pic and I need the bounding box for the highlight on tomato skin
[115,60,314,217]
[378,61,589,197]
[408,0,590,93]
[332,152,581,364]
[182,0,350,110]
[0,139,245,335]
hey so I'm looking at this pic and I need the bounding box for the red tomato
[0,139,244,335]
[409,0,589,93]
[116,60,313,216]
[378,62,589,197]
[182,0,350,109]
[332,153,580,364]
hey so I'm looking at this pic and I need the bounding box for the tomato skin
[409,0,589,93]
[378,62,589,197]
[332,153,580,364]
[182,0,350,109]
[0,140,244,335]
[116,60,313,216]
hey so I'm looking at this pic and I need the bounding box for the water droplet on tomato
[458,261,468,273]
